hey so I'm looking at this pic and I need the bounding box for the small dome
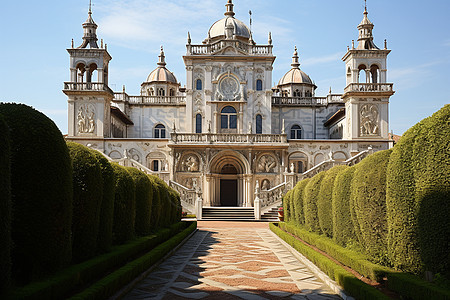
[278,47,314,86]
[145,46,178,84]
[208,17,250,40]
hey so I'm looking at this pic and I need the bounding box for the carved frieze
[257,154,277,173]
[77,103,96,134]
[360,104,379,136]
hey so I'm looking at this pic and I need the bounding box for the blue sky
[1,0,449,135]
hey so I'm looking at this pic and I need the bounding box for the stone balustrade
[64,82,114,94]
[169,180,196,214]
[187,40,273,56]
[114,93,186,105]
[344,83,394,93]
[259,182,286,210]
[170,133,288,144]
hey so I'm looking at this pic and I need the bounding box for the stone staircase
[201,207,255,221]
[261,206,281,222]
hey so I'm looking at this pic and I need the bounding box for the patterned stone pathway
[123,222,340,299]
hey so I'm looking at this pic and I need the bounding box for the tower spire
[356,1,378,50]
[78,0,99,48]
[89,0,92,14]
[224,0,235,17]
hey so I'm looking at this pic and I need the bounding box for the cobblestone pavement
[123,222,341,299]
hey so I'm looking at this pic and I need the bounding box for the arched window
[196,79,202,91]
[290,124,302,140]
[221,106,237,129]
[154,124,166,138]
[358,64,367,83]
[195,114,202,133]
[256,114,262,134]
[370,65,379,83]
[157,88,165,96]
[256,79,263,91]
[169,89,175,96]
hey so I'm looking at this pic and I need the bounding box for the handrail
[169,180,196,213]
[260,181,286,210]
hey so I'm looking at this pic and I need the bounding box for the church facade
[64,1,394,211]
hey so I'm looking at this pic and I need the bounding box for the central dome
[208,17,250,40]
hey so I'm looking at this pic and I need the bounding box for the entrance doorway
[220,179,238,206]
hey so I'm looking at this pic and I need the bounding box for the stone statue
[257,154,276,173]
[77,104,96,134]
[290,162,295,173]
[261,179,270,190]
[184,155,199,172]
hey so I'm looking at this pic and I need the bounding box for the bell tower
[342,3,394,140]
[64,2,113,140]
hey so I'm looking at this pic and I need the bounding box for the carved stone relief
[128,148,141,163]
[77,103,96,134]
[257,154,277,173]
[180,154,200,172]
[360,104,379,136]
[261,179,270,190]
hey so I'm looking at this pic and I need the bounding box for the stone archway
[206,150,252,207]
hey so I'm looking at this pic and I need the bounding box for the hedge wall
[67,142,103,263]
[126,167,153,236]
[0,104,73,283]
[283,189,293,223]
[90,151,116,254]
[111,163,136,244]
[292,178,310,226]
[148,175,162,228]
[317,165,348,238]
[0,114,11,293]
[351,149,392,265]
[387,104,450,275]
[332,166,357,247]
[168,189,182,225]
[304,172,326,233]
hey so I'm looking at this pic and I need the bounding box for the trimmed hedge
[304,172,326,233]
[270,223,390,300]
[332,166,357,247]
[168,189,182,225]
[9,222,191,300]
[69,221,197,300]
[111,163,136,244]
[0,104,73,283]
[148,175,162,228]
[0,114,11,293]
[126,167,153,236]
[387,104,450,275]
[387,272,450,300]
[90,150,116,254]
[283,189,294,223]
[67,142,103,263]
[317,165,348,237]
[351,149,392,265]
[279,222,391,282]
[292,178,310,226]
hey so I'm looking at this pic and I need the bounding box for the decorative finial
[224,0,235,17]
[268,32,272,45]
[71,38,74,48]
[347,45,350,51]
[89,0,92,14]
[291,46,300,68]
[101,39,103,48]
[187,32,191,44]
[172,120,177,133]
[249,10,252,34]
[105,43,107,50]
[282,119,285,134]
[352,40,355,49]
[384,39,387,49]
[122,85,126,93]
[158,46,166,66]
[364,0,367,12]
[329,86,332,94]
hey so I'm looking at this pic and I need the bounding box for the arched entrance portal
[220,164,238,206]
[205,151,252,208]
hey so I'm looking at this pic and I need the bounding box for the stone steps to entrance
[261,206,281,222]
[202,207,255,221]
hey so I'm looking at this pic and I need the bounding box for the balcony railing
[272,97,326,106]
[187,40,273,56]
[170,133,288,144]
[63,82,114,94]
[113,93,186,105]
[344,83,394,93]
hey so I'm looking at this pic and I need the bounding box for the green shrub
[387,104,450,275]
[67,142,103,263]
[0,104,73,283]
[111,163,135,244]
[332,166,357,247]
[270,223,390,300]
[292,178,310,226]
[317,165,348,238]
[168,189,181,225]
[90,150,115,254]
[126,167,153,236]
[351,149,392,265]
[0,114,11,293]
[148,175,162,228]
[304,172,326,233]
[157,177,171,227]
[387,272,450,300]
[283,189,293,223]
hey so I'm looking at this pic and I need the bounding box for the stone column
[204,174,212,207]
[254,180,261,220]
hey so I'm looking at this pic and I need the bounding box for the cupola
[78,1,99,49]
[278,47,314,86]
[356,4,379,50]
[145,46,178,84]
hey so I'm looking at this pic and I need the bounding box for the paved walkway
[123,222,340,300]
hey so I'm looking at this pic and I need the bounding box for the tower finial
[89,0,92,14]
[158,46,166,67]
[364,0,367,12]
[291,46,300,68]
[224,0,235,17]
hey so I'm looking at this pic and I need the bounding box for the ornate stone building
[64,1,394,214]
